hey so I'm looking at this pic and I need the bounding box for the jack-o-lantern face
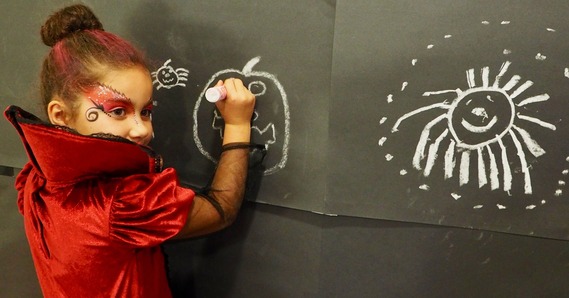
[193,57,290,175]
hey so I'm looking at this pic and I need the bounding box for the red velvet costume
[5,106,195,297]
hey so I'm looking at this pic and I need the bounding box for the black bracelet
[221,142,264,152]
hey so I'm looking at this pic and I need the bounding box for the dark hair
[40,4,149,113]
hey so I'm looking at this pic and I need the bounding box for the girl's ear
[47,99,72,126]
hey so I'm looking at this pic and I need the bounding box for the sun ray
[424,129,449,176]
[477,147,488,188]
[509,131,532,194]
[517,113,557,130]
[444,140,456,179]
[392,103,450,132]
[412,114,448,170]
[497,137,512,192]
[493,61,512,87]
[502,75,521,92]
[481,66,490,87]
[511,125,546,157]
[459,150,471,186]
[467,68,476,88]
[510,80,533,99]
[517,94,550,108]
[486,145,500,190]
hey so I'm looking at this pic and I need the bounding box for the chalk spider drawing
[151,59,189,90]
[391,61,556,195]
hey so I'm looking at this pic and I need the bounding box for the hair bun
[41,4,103,47]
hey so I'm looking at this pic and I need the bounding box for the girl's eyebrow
[94,83,131,102]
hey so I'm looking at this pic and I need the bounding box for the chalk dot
[481,21,490,25]
[559,180,566,186]
[565,68,569,79]
[541,200,547,205]
[400,169,407,175]
[385,154,394,161]
[566,156,569,162]
[563,169,569,175]
[526,205,537,210]
[503,49,512,55]
[555,189,563,196]
[379,117,387,125]
[547,28,556,32]
[419,184,430,191]
[401,82,408,91]
[387,94,394,103]
[535,53,547,61]
[497,204,507,210]
[427,44,434,49]
[473,205,484,209]
[451,193,461,200]
[444,34,452,39]
[411,59,418,66]
[501,21,511,25]
[378,137,387,146]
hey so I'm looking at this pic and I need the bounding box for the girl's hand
[214,78,255,127]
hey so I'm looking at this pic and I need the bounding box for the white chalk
[205,86,227,103]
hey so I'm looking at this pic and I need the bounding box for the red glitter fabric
[5,106,194,297]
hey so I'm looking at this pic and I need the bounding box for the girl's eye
[108,108,127,118]
[141,109,152,118]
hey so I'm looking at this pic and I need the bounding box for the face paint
[85,84,133,122]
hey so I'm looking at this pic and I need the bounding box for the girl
[4,4,256,297]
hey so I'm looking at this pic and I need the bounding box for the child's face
[69,66,154,146]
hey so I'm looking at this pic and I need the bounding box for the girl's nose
[128,117,152,144]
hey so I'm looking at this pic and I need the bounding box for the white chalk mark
[444,140,456,179]
[566,156,569,162]
[423,89,461,96]
[563,169,569,175]
[387,94,394,103]
[542,200,547,204]
[509,131,532,194]
[486,145,500,190]
[459,151,471,186]
[401,82,408,91]
[473,205,484,209]
[444,35,452,39]
[385,154,394,161]
[412,114,448,170]
[517,114,557,130]
[400,169,408,175]
[424,129,449,177]
[427,44,434,49]
[565,68,569,78]
[517,93,549,107]
[510,80,533,99]
[547,28,556,32]
[477,148,488,188]
[503,49,512,55]
[392,103,450,132]
[555,189,563,196]
[481,21,490,25]
[536,53,547,61]
[559,180,565,186]
[380,117,387,125]
[461,116,497,133]
[526,205,536,210]
[467,68,476,88]
[497,137,512,192]
[451,193,461,200]
[493,61,512,87]
[501,21,510,25]
[497,204,507,209]
[412,59,418,66]
[378,137,387,146]
[511,125,546,157]
[419,184,430,190]
[481,67,490,87]
[502,75,521,91]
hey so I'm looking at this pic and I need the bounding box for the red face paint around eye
[85,84,134,122]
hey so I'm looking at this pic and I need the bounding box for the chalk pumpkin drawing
[151,59,189,90]
[193,57,290,175]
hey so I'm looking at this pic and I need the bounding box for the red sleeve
[109,168,194,247]
[14,162,34,215]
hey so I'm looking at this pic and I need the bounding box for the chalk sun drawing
[193,56,290,175]
[390,60,556,195]
[151,59,189,90]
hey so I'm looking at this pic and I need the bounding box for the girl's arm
[173,78,255,239]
